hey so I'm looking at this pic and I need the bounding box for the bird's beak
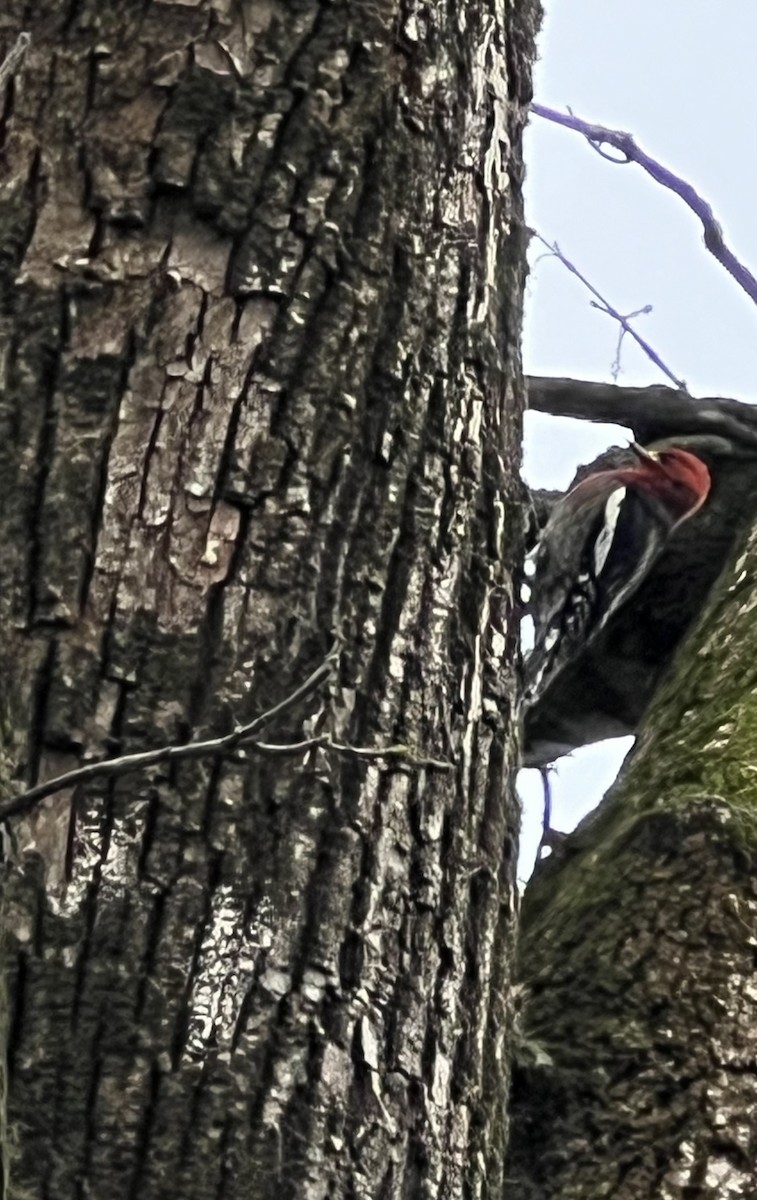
[629,440,658,463]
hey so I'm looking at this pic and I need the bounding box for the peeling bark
[0,2,537,1197]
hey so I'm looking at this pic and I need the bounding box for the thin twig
[532,232,687,389]
[535,766,569,860]
[0,651,338,822]
[538,766,552,858]
[0,31,30,89]
[591,301,653,383]
[531,102,757,310]
[0,649,453,823]
[234,737,453,771]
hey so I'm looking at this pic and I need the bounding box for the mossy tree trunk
[509,515,757,1199]
[0,2,537,1197]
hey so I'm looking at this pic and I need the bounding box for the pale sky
[518,1,757,878]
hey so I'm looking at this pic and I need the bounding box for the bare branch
[0,648,452,823]
[526,376,757,450]
[532,232,687,389]
[0,31,30,89]
[531,103,757,309]
[0,651,338,822]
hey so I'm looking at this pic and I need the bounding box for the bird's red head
[565,443,711,524]
[628,443,711,522]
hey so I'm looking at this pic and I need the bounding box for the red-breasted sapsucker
[523,442,712,711]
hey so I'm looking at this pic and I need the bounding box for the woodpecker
[523,442,712,709]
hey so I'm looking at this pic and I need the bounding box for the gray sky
[518,1,757,877]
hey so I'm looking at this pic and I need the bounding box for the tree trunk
[509,515,757,1198]
[0,3,538,1197]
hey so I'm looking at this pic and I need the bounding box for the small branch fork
[531,232,687,390]
[0,653,452,824]
[530,103,757,310]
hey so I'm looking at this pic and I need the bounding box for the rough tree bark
[509,509,757,1197]
[0,2,538,1198]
